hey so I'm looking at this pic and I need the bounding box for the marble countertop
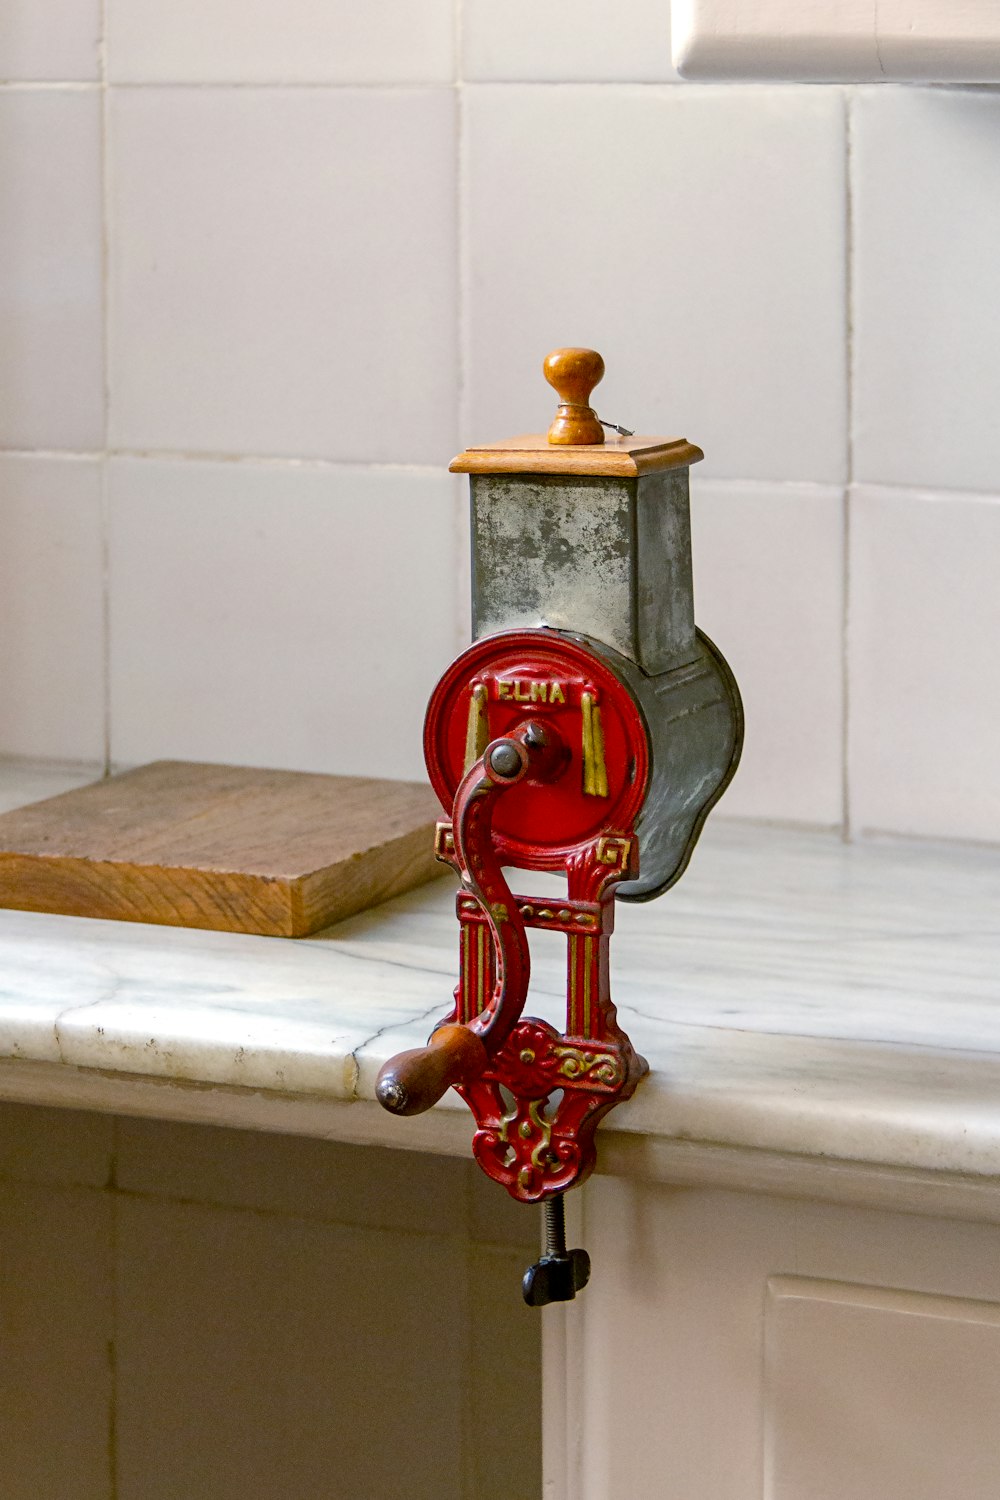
[2,762,1000,1216]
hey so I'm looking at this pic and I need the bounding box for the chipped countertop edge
[2,763,1000,1220]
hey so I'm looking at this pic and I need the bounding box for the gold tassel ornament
[581,691,609,798]
[464,683,489,770]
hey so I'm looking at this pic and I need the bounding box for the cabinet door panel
[766,1277,1000,1499]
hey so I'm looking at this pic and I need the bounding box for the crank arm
[375,718,566,1116]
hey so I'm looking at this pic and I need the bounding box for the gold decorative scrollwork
[596,834,632,869]
[498,1101,519,1143]
[434,822,456,859]
[553,1045,623,1087]
[528,1099,555,1170]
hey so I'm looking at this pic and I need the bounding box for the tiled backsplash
[1,0,998,842]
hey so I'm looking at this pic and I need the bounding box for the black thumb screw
[522,1194,591,1307]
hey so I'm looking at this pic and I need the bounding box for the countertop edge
[5,1056,1000,1226]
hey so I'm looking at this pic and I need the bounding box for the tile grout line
[0,79,99,89]
[0,446,453,475]
[99,0,112,777]
[0,78,457,90]
[102,451,450,475]
[0,78,683,91]
[3,441,998,502]
[67,78,475,91]
[455,53,471,651]
[841,90,856,845]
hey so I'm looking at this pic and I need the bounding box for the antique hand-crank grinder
[377,349,743,1304]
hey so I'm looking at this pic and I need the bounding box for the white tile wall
[0,91,103,450]
[463,0,677,81]
[848,485,1000,842]
[852,89,1000,494]
[3,10,1000,845]
[461,85,847,484]
[692,481,846,827]
[0,0,100,80]
[108,457,461,778]
[108,88,457,465]
[107,0,454,84]
[0,456,105,763]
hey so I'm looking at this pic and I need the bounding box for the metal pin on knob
[522,1194,591,1307]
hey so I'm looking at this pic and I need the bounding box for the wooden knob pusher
[544,347,606,446]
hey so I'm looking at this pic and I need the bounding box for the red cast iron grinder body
[382,628,651,1204]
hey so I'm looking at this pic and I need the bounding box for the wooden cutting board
[0,761,447,938]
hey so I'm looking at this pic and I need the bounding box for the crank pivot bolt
[489,741,522,778]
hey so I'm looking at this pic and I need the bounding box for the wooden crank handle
[375,1024,488,1117]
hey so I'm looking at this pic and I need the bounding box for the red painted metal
[424,630,650,1203]
[424,629,650,868]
